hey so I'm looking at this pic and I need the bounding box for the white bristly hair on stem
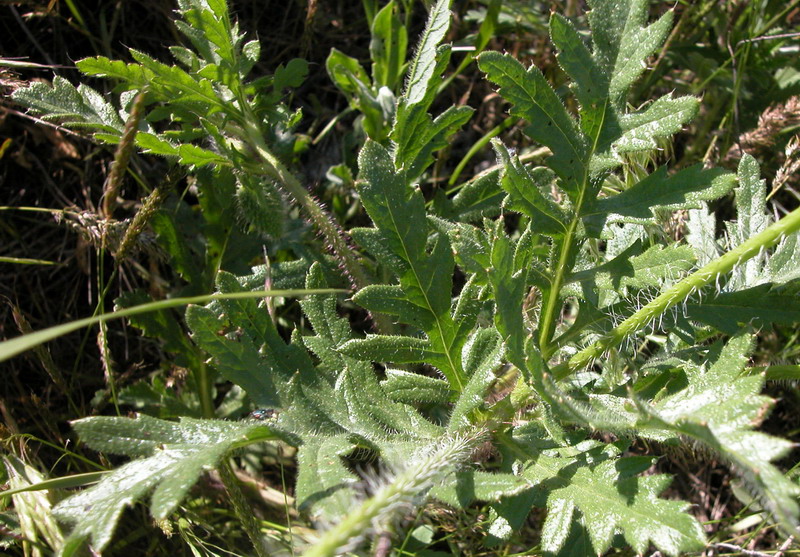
[555,204,800,380]
[300,430,486,557]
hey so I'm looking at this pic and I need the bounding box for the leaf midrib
[383,188,465,391]
[539,97,609,357]
[502,61,585,174]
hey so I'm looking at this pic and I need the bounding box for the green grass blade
[0,288,346,363]
[1,471,108,497]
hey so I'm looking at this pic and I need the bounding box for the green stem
[196,359,215,419]
[539,225,577,358]
[243,124,370,291]
[539,177,592,358]
[554,205,800,379]
[301,432,482,557]
[448,117,517,187]
[218,462,269,557]
[538,97,605,356]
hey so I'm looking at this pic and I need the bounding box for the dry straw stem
[770,136,800,200]
[101,88,148,220]
[725,96,800,164]
[10,304,68,395]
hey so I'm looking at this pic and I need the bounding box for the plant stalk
[243,124,370,291]
[554,205,800,379]
[301,432,482,557]
[539,179,592,358]
[218,462,269,557]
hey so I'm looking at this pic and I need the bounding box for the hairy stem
[241,125,397,334]
[243,123,370,291]
[102,88,147,220]
[554,205,800,379]
[218,462,269,557]
[301,432,483,557]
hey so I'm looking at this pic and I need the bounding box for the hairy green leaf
[614,95,698,154]
[486,222,529,371]
[357,141,465,389]
[729,154,769,288]
[641,333,800,533]
[522,446,705,556]
[296,435,360,520]
[402,0,451,106]
[76,56,151,93]
[479,50,587,196]
[587,165,736,224]
[382,369,451,405]
[430,470,530,509]
[569,244,696,294]
[687,204,720,266]
[11,77,125,136]
[549,12,615,145]
[447,328,503,432]
[449,168,504,222]
[186,271,319,409]
[54,415,282,552]
[588,0,672,109]
[685,284,800,333]
[339,334,443,366]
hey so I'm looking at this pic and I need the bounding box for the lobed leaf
[728,154,770,288]
[492,140,566,236]
[588,0,672,109]
[478,50,587,197]
[55,415,281,552]
[686,204,720,266]
[128,49,225,113]
[641,333,800,533]
[12,77,125,136]
[77,56,150,88]
[549,12,616,144]
[449,168,504,222]
[521,446,705,556]
[613,94,698,154]
[486,222,529,372]
[357,141,465,389]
